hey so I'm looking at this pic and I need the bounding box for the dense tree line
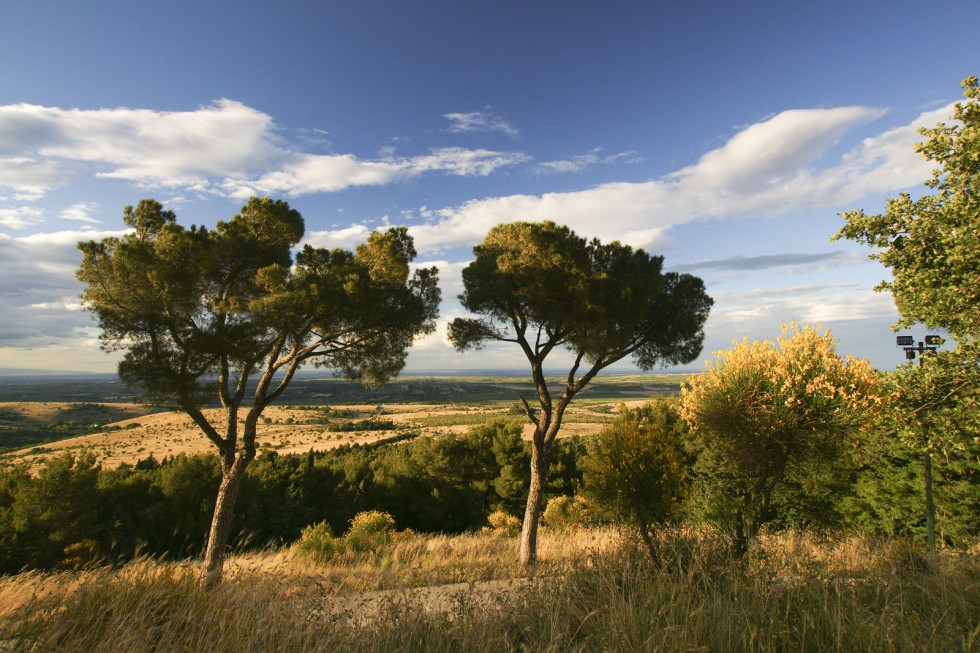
[2,393,975,574]
[0,419,587,573]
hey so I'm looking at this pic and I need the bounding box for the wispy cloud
[403,147,531,176]
[443,110,520,138]
[0,100,529,200]
[58,202,100,224]
[534,149,641,175]
[672,251,867,274]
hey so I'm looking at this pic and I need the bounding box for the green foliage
[343,510,397,552]
[486,419,530,515]
[0,453,102,570]
[483,510,521,537]
[297,520,338,561]
[680,324,884,553]
[448,220,711,563]
[0,416,596,573]
[846,379,980,545]
[541,495,597,530]
[834,77,980,549]
[583,399,688,554]
[76,197,440,580]
[834,76,980,342]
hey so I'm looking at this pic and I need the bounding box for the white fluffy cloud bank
[345,103,949,255]
[0,100,528,201]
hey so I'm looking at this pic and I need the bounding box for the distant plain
[0,373,686,468]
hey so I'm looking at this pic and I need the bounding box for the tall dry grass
[1,527,977,652]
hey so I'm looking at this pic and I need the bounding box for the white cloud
[0,100,529,200]
[29,298,84,311]
[59,201,100,224]
[404,147,530,177]
[443,110,520,137]
[534,149,641,175]
[671,107,887,191]
[389,103,952,255]
[303,224,373,250]
[689,282,902,369]
[0,229,128,366]
[0,206,43,229]
[0,100,279,194]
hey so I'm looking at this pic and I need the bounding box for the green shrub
[483,510,521,537]
[297,521,339,561]
[542,495,596,530]
[344,510,396,552]
[584,399,689,558]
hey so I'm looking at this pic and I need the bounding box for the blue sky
[1,0,977,375]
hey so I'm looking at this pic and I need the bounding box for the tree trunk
[924,448,936,547]
[201,459,247,586]
[519,444,549,566]
[635,511,657,563]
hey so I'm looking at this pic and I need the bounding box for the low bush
[296,521,338,562]
[344,510,397,552]
[482,510,521,537]
[542,495,597,530]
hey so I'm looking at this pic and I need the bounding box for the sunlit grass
[1,527,977,652]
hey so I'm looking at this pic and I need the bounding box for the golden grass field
[0,398,649,470]
[1,526,977,652]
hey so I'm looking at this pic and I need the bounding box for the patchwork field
[0,374,684,469]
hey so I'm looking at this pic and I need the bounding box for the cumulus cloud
[303,223,374,251]
[0,206,43,229]
[670,107,886,191]
[0,229,127,369]
[388,103,951,255]
[443,110,520,137]
[0,100,278,194]
[0,100,529,200]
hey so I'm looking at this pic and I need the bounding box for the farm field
[0,373,685,468]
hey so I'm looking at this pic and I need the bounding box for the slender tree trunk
[635,512,657,563]
[519,444,549,566]
[924,448,936,547]
[201,458,248,587]
[733,508,749,559]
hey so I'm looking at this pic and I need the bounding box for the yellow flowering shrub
[679,323,884,551]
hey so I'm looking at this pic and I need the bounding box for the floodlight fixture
[896,336,914,346]
[924,335,944,346]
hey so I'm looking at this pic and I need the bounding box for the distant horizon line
[0,366,696,379]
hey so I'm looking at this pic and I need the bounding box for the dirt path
[310,577,544,626]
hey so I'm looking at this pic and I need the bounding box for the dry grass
[1,527,977,652]
[1,400,649,470]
